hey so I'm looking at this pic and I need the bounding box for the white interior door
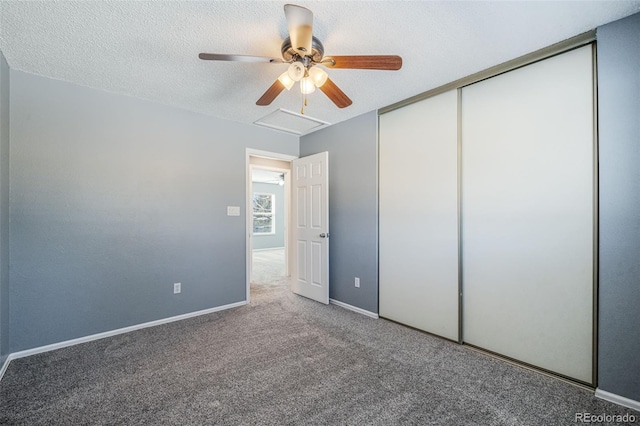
[291,152,329,304]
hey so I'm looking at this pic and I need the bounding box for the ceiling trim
[379,29,597,115]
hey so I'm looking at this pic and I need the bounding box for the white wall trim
[245,149,298,162]
[0,356,11,381]
[0,300,246,382]
[595,388,640,412]
[330,298,379,319]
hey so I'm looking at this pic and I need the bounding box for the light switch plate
[227,206,240,216]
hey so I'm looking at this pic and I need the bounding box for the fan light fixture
[309,67,328,87]
[288,62,305,81]
[300,76,316,94]
[278,72,295,90]
[281,63,328,95]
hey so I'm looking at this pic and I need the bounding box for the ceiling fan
[199,4,402,111]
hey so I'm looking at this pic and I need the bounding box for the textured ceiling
[1,1,639,135]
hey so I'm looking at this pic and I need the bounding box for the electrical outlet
[355,277,360,288]
[173,282,181,294]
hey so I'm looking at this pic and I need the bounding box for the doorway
[251,168,288,284]
[246,149,296,303]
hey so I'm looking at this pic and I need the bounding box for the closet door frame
[378,31,599,387]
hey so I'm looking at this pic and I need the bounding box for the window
[253,193,275,235]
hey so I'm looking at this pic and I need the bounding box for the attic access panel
[254,109,330,135]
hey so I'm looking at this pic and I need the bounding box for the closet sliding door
[379,90,459,341]
[461,45,594,383]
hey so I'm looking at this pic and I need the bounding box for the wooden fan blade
[284,4,313,55]
[323,55,402,70]
[199,53,284,63]
[256,80,286,106]
[319,78,352,108]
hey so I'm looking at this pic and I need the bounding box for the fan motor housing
[281,36,324,63]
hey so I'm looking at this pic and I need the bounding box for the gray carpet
[251,248,286,284]
[0,281,636,425]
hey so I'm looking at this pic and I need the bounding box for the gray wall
[300,112,378,313]
[0,51,9,365]
[9,70,298,352]
[252,182,285,250]
[597,12,640,402]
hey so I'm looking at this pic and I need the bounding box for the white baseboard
[0,300,247,381]
[329,298,379,319]
[0,355,10,381]
[596,388,640,412]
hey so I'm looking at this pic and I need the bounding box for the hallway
[251,248,285,284]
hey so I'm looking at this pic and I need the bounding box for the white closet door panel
[461,46,593,383]
[380,90,459,341]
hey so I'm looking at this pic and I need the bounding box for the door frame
[246,149,297,303]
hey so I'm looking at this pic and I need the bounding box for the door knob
[319,233,330,238]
